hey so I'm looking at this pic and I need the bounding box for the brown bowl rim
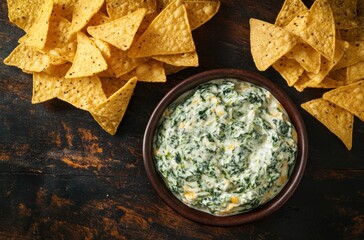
[143,68,308,227]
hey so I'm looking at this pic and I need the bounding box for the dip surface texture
[153,79,298,216]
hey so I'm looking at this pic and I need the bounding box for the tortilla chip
[4,44,51,72]
[100,77,128,98]
[106,0,157,19]
[184,0,221,30]
[152,51,198,66]
[43,13,77,62]
[128,0,195,58]
[91,77,137,135]
[301,98,353,150]
[250,18,298,71]
[329,0,358,30]
[87,8,146,51]
[65,32,108,78]
[301,0,336,60]
[86,12,110,28]
[91,38,112,59]
[346,61,364,82]
[334,41,364,70]
[298,40,349,89]
[7,0,44,32]
[284,10,309,36]
[22,0,54,49]
[120,59,166,82]
[273,57,304,86]
[275,0,308,28]
[163,64,187,75]
[53,0,74,21]
[32,64,107,112]
[310,77,346,88]
[285,41,321,74]
[323,80,364,121]
[70,0,104,33]
[107,46,148,77]
[328,67,347,81]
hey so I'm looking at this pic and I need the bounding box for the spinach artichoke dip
[153,79,298,216]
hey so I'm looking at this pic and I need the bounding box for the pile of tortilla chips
[4,0,220,135]
[250,0,364,150]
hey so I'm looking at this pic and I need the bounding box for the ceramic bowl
[143,69,308,226]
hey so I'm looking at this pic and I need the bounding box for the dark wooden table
[1,0,364,239]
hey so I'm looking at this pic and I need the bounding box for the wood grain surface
[1,0,364,239]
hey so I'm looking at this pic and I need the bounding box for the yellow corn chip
[328,67,347,81]
[334,41,364,70]
[284,10,309,36]
[275,0,308,28]
[184,0,221,30]
[346,61,364,82]
[53,0,74,21]
[152,51,198,67]
[163,64,187,75]
[32,64,107,112]
[300,0,336,60]
[70,0,104,33]
[297,40,349,90]
[301,98,353,150]
[309,77,346,88]
[7,0,44,32]
[91,77,137,135]
[250,18,298,71]
[87,8,146,51]
[91,38,112,59]
[100,77,128,98]
[43,13,77,62]
[329,0,357,30]
[4,44,51,72]
[273,57,304,86]
[106,0,157,19]
[86,12,110,28]
[22,0,54,49]
[106,46,147,77]
[65,32,108,78]
[120,59,166,82]
[323,80,364,121]
[285,41,321,74]
[128,0,196,58]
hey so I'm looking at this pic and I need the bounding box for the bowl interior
[143,68,308,226]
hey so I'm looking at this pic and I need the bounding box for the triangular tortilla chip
[4,44,51,72]
[346,62,364,83]
[32,64,107,112]
[273,57,304,86]
[43,13,77,62]
[107,46,148,77]
[184,0,221,30]
[22,0,54,49]
[120,59,166,82]
[275,0,308,28]
[106,0,157,19]
[65,32,108,78]
[7,0,44,32]
[250,18,298,71]
[87,8,146,51]
[301,98,353,150]
[91,77,137,135]
[285,41,321,74]
[300,0,336,60]
[295,40,349,90]
[100,77,128,98]
[152,51,198,66]
[323,80,364,121]
[128,0,195,58]
[70,0,104,33]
